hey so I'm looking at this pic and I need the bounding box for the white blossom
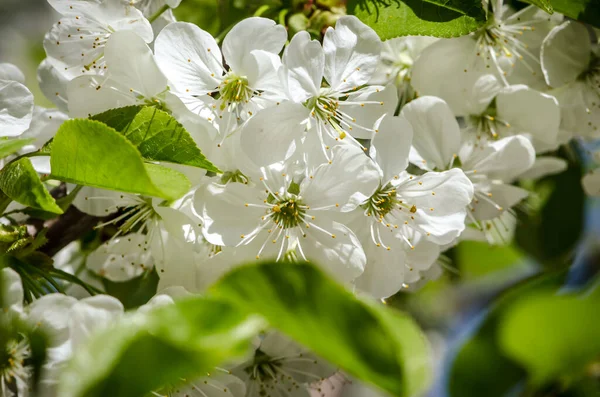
[44,0,153,80]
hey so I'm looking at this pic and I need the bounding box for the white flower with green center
[541,20,600,140]
[344,114,473,297]
[44,0,153,80]
[233,332,334,397]
[403,96,535,225]
[73,188,205,291]
[196,144,380,282]
[154,17,287,123]
[412,3,559,116]
[277,16,397,153]
[1,269,31,397]
[67,30,177,118]
[0,338,30,397]
[369,36,437,108]
[456,74,560,152]
[0,63,34,138]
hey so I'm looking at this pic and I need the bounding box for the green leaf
[57,299,266,397]
[498,281,600,385]
[518,0,553,13]
[449,271,567,397]
[521,0,599,26]
[210,261,432,397]
[0,138,35,158]
[417,0,486,19]
[515,154,584,268]
[347,0,486,39]
[455,240,525,281]
[0,158,62,214]
[58,261,431,397]
[92,106,220,173]
[50,119,191,201]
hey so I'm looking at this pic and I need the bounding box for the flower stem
[148,4,169,23]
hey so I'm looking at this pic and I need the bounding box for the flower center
[271,198,306,229]
[218,72,252,109]
[361,184,406,219]
[468,101,511,143]
[0,338,30,389]
[92,196,158,235]
[471,13,540,78]
[221,169,250,184]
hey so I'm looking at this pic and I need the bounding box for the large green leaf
[455,240,525,281]
[521,0,599,27]
[58,261,431,397]
[58,299,265,397]
[347,0,486,39]
[519,0,553,13]
[498,280,600,385]
[210,261,432,397]
[449,272,567,397]
[92,106,220,173]
[0,138,35,159]
[0,157,62,214]
[50,119,191,201]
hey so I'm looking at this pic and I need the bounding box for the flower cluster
[1,0,598,395]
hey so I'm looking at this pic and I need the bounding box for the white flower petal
[155,22,222,96]
[222,17,287,77]
[27,294,78,347]
[240,102,308,167]
[541,21,591,88]
[496,85,560,151]
[471,184,529,221]
[37,58,69,112]
[355,232,409,298]
[401,96,460,170]
[0,63,25,83]
[346,85,397,139]
[0,79,33,137]
[87,234,152,282]
[370,114,413,182]
[244,50,284,96]
[44,1,152,79]
[20,107,68,153]
[67,74,136,118]
[104,30,168,98]
[412,211,467,245]
[281,31,324,102]
[72,186,125,216]
[301,144,380,211]
[302,214,366,282]
[467,74,502,115]
[155,206,202,245]
[518,156,567,180]
[396,168,473,217]
[323,16,381,92]
[198,182,265,246]
[1,268,23,314]
[69,295,123,349]
[412,36,485,116]
[464,135,536,182]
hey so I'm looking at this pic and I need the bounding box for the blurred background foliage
[1,0,600,396]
